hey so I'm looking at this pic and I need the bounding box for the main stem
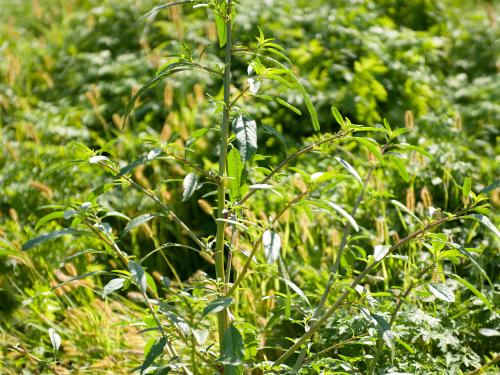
[215,0,233,347]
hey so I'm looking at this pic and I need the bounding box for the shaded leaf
[129,261,147,293]
[202,297,233,318]
[141,337,167,374]
[22,229,84,251]
[448,273,492,310]
[220,324,244,367]
[122,213,163,237]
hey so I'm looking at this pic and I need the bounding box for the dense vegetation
[0,0,498,374]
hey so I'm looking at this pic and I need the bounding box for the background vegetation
[0,0,498,374]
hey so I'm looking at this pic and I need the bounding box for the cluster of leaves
[0,0,498,374]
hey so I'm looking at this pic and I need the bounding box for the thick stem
[214,0,233,347]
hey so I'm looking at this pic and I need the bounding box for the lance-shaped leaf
[202,297,233,318]
[220,324,244,367]
[102,278,126,299]
[122,213,163,237]
[471,214,500,239]
[428,283,455,303]
[335,157,363,186]
[22,228,85,251]
[141,337,167,374]
[233,115,257,164]
[263,230,281,264]
[227,148,244,201]
[326,201,359,232]
[182,172,198,202]
[129,261,147,293]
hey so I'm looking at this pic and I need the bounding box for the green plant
[2,1,498,374]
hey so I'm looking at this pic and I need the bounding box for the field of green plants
[0,0,499,374]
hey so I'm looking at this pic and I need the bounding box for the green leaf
[48,328,61,352]
[182,172,198,202]
[260,125,287,151]
[22,229,84,251]
[102,278,126,299]
[448,273,492,310]
[202,297,233,318]
[35,211,66,231]
[451,244,492,286]
[335,157,363,186]
[233,115,257,164]
[428,283,455,303]
[140,1,195,21]
[326,201,359,232]
[462,177,472,198]
[220,324,244,368]
[331,106,345,127]
[214,12,227,47]
[262,230,281,264]
[227,148,244,201]
[471,214,500,239]
[141,337,167,374]
[129,261,147,293]
[122,213,163,237]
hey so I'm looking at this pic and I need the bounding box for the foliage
[0,0,498,374]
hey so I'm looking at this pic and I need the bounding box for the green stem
[274,205,473,366]
[215,0,233,348]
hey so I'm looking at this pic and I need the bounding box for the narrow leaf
[22,228,83,251]
[471,214,500,239]
[335,157,363,186]
[448,273,492,310]
[227,148,244,201]
[262,230,281,264]
[141,337,167,374]
[374,244,390,262]
[202,297,233,318]
[122,213,162,237]
[326,202,359,232]
[331,106,345,127]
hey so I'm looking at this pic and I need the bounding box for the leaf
[35,211,66,231]
[390,199,422,223]
[262,230,281,264]
[227,148,244,201]
[479,328,500,337]
[141,337,167,374]
[326,202,359,232]
[448,273,492,310]
[129,261,147,293]
[88,155,109,164]
[22,228,83,251]
[140,1,194,21]
[471,214,500,239]
[462,177,472,198]
[374,245,390,262]
[122,213,162,237]
[48,328,61,352]
[335,157,363,186]
[233,115,257,164]
[202,297,233,318]
[182,173,198,202]
[220,324,244,367]
[428,283,455,303]
[451,244,492,286]
[260,125,287,151]
[102,278,126,299]
[331,106,345,127]
[214,12,227,47]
